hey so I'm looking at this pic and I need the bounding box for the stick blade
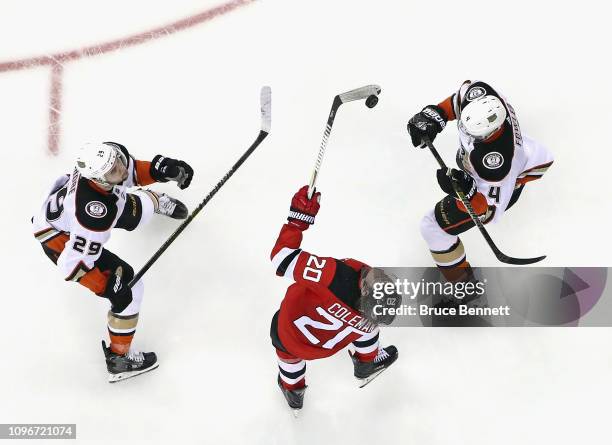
[260,86,271,134]
[338,84,381,103]
[497,254,547,265]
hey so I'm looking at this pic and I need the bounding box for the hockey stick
[128,86,272,287]
[307,85,381,198]
[422,137,546,265]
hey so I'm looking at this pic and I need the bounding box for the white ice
[1,1,611,444]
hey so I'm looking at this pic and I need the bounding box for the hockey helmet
[76,142,127,186]
[358,267,402,326]
[459,95,507,140]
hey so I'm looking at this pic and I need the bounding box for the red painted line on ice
[48,63,63,154]
[0,0,255,72]
[0,0,256,154]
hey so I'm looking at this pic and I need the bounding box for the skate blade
[292,408,301,418]
[108,362,159,383]
[356,367,388,388]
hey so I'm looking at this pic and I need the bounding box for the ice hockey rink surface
[1,1,611,443]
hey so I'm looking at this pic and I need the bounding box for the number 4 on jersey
[488,186,500,203]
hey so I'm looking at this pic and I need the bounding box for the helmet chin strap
[482,126,504,143]
[90,177,114,190]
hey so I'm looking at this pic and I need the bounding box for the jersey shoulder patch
[469,121,515,182]
[75,178,119,231]
[457,80,503,114]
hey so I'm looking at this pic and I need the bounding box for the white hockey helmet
[459,95,507,140]
[75,142,127,185]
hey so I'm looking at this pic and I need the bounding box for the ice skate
[277,374,307,415]
[101,340,159,383]
[350,345,398,388]
[143,189,188,219]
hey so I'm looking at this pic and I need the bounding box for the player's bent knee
[420,212,441,242]
[115,279,144,316]
[420,210,460,252]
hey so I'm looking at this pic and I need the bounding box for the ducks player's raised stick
[128,86,272,287]
[307,85,381,199]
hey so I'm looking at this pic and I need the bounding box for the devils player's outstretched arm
[271,222,366,291]
[271,186,367,289]
[271,223,306,279]
[270,186,335,286]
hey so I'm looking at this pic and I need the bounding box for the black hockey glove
[102,266,133,314]
[436,168,477,201]
[407,105,447,148]
[150,155,194,189]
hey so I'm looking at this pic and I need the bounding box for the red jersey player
[270,186,400,412]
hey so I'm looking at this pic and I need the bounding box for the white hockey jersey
[32,143,154,293]
[442,80,554,223]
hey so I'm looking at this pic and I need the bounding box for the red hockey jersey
[271,224,379,360]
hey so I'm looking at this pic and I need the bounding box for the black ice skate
[277,374,307,413]
[350,345,398,388]
[145,189,188,219]
[101,340,159,383]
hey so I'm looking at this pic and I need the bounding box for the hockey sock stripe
[354,326,379,342]
[108,329,134,355]
[438,260,474,283]
[108,312,139,330]
[108,312,139,320]
[354,342,379,355]
[278,359,306,374]
[431,240,466,267]
[431,238,461,255]
[278,365,306,381]
[353,332,379,349]
[279,370,306,385]
[108,312,139,346]
[437,255,468,268]
[108,328,136,336]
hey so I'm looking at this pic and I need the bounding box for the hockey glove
[102,266,133,314]
[436,168,477,201]
[288,185,321,231]
[407,105,447,147]
[150,155,194,189]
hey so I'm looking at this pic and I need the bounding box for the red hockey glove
[287,185,321,231]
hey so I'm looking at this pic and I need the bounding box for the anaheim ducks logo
[85,201,107,218]
[483,152,504,169]
[466,86,486,101]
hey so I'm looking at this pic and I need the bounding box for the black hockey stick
[307,85,381,198]
[128,86,272,287]
[422,137,546,265]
